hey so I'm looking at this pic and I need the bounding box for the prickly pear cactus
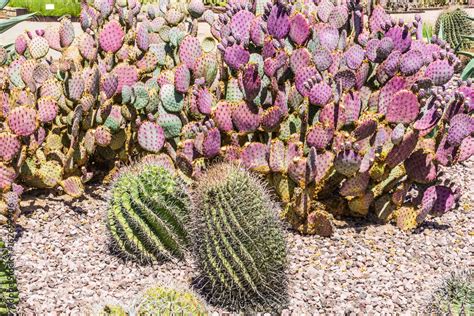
[172,0,474,235]
[191,163,287,312]
[1,0,473,238]
[0,0,216,225]
[107,162,191,263]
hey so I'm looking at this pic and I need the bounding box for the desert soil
[0,159,471,315]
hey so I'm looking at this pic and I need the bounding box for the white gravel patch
[1,160,473,314]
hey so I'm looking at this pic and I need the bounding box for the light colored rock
[0,159,472,314]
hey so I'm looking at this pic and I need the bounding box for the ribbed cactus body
[0,240,19,315]
[428,270,474,315]
[137,287,207,315]
[107,165,191,263]
[435,8,474,50]
[192,163,287,312]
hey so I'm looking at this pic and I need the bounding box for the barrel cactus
[428,269,474,315]
[191,163,287,312]
[107,162,191,263]
[435,8,474,50]
[137,287,207,315]
[0,239,18,315]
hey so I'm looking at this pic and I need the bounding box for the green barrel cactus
[107,164,191,263]
[435,8,474,50]
[0,239,19,315]
[137,287,207,315]
[428,269,474,315]
[191,163,287,312]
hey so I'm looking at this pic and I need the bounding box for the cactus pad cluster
[171,0,474,234]
[0,0,472,242]
[0,0,214,225]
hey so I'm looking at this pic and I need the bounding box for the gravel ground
[1,159,473,315]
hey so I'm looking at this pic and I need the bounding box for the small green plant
[203,0,227,7]
[8,0,80,16]
[0,0,35,37]
[428,270,474,315]
[107,164,191,264]
[191,163,288,312]
[137,287,207,315]
[0,239,19,315]
[423,23,433,42]
[461,56,474,80]
[0,0,9,9]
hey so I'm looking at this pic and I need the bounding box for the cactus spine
[107,164,191,263]
[0,239,18,315]
[435,8,474,50]
[428,269,474,315]
[191,163,287,312]
[137,287,207,315]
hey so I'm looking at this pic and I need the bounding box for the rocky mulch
[1,160,473,314]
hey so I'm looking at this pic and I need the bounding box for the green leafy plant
[461,56,474,80]
[0,11,35,34]
[0,0,9,9]
[423,23,433,42]
[107,163,191,264]
[191,163,288,312]
[8,0,80,16]
[0,0,35,36]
